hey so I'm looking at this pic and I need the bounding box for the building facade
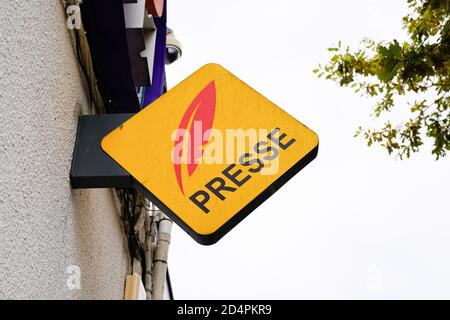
[0,1,128,299]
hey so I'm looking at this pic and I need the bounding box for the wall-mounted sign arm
[70,114,135,189]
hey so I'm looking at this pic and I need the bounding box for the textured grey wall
[0,1,128,299]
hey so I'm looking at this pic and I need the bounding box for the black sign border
[134,143,319,245]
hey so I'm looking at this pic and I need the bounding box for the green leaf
[390,40,403,60]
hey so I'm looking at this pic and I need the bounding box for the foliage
[314,0,449,159]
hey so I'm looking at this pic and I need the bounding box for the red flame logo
[173,81,216,194]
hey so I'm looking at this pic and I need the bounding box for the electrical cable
[62,0,105,114]
[118,188,147,277]
[75,32,94,112]
[166,266,174,300]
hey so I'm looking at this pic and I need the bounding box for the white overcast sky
[165,0,450,299]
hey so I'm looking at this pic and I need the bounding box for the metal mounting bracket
[70,114,135,189]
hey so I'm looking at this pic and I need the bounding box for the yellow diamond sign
[102,64,318,245]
